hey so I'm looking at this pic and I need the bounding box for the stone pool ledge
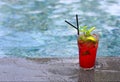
[0,57,120,82]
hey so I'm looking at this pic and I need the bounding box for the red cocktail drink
[78,34,99,70]
[65,15,99,70]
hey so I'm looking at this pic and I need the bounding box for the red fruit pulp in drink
[78,35,99,69]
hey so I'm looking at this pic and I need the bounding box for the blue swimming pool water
[0,0,120,58]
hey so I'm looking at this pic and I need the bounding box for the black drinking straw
[65,20,77,30]
[76,14,79,35]
[65,15,79,35]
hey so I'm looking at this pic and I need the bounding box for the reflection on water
[0,0,120,58]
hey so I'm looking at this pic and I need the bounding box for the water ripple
[0,0,120,57]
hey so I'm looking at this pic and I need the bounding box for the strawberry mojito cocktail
[65,15,99,70]
[78,26,99,70]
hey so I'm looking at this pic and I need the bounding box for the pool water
[0,0,120,58]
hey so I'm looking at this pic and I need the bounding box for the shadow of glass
[78,69,95,82]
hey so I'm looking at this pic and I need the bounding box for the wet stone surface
[0,57,120,82]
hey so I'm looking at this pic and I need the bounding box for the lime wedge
[86,36,96,42]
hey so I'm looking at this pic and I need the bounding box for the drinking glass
[77,34,99,70]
